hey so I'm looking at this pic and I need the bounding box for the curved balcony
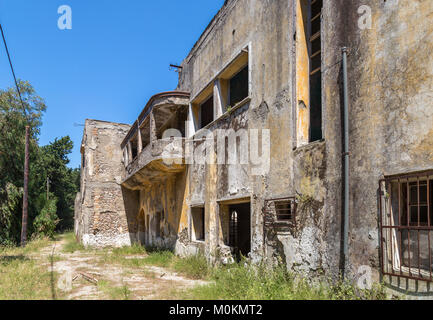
[121,91,190,190]
[122,138,185,190]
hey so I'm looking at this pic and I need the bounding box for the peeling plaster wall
[177,0,433,287]
[74,0,433,295]
[75,119,131,248]
[134,170,190,252]
[178,0,294,263]
[336,0,433,289]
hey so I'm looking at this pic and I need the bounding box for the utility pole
[1,23,30,247]
[20,125,29,247]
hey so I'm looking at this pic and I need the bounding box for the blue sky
[0,0,224,168]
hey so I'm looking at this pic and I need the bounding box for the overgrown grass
[98,246,209,280]
[0,238,61,300]
[97,280,131,300]
[172,254,210,279]
[56,237,389,300]
[181,261,388,300]
[62,232,85,253]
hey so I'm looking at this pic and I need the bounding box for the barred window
[380,171,433,282]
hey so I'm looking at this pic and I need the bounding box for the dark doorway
[229,202,251,260]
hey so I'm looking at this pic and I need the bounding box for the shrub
[33,197,59,239]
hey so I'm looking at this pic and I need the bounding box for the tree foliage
[0,81,79,245]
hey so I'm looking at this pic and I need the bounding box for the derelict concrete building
[75,0,433,296]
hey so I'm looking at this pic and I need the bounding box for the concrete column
[214,79,228,118]
[150,111,157,143]
[137,125,143,153]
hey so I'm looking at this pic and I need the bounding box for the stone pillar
[214,79,228,118]
[150,111,157,143]
[137,125,143,153]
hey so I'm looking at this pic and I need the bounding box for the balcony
[121,91,190,190]
[122,138,185,190]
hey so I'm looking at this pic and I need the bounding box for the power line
[0,23,26,114]
[0,22,30,247]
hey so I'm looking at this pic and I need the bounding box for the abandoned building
[75,0,433,296]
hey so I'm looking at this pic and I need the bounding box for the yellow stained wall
[296,0,310,146]
[137,170,189,247]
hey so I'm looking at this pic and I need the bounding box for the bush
[33,197,59,239]
[0,183,23,245]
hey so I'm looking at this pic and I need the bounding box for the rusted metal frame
[428,175,432,279]
[385,170,433,182]
[382,226,433,230]
[398,179,403,275]
[381,175,433,281]
[407,178,412,275]
[387,181,394,273]
[382,271,433,283]
[263,197,296,227]
[417,176,421,277]
[379,180,385,276]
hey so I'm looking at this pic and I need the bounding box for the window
[229,64,248,107]
[380,171,433,282]
[274,199,295,222]
[296,0,323,146]
[191,207,205,241]
[131,138,138,160]
[309,0,323,142]
[263,197,297,230]
[200,95,214,129]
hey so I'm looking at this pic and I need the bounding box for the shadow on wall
[120,172,188,251]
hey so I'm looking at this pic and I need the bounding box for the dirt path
[31,237,207,300]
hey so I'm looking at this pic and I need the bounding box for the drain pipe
[342,47,350,278]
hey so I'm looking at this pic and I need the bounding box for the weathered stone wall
[75,0,433,296]
[337,0,433,291]
[177,0,433,288]
[75,119,132,247]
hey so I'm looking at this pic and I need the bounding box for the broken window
[379,171,433,282]
[309,0,323,142]
[200,95,214,129]
[229,64,248,107]
[263,197,297,237]
[296,0,323,146]
[274,199,295,222]
[191,207,205,241]
[131,138,138,160]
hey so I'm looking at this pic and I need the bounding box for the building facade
[75,0,433,296]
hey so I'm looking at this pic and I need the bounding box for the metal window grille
[379,170,433,282]
[263,197,297,230]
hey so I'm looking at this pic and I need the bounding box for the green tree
[31,136,80,231]
[0,80,46,244]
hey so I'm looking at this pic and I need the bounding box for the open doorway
[228,202,251,260]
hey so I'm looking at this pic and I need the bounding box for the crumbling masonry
[75,0,433,297]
